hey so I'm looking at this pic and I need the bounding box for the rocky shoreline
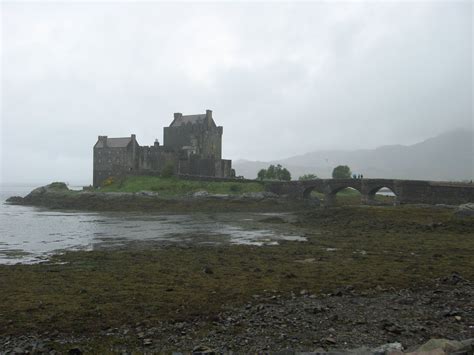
[1,275,473,354]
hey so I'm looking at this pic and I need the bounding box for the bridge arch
[325,186,363,206]
[366,185,398,205]
[302,185,325,199]
[328,184,362,195]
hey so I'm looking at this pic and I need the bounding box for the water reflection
[0,195,304,264]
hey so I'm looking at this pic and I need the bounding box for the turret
[206,109,213,128]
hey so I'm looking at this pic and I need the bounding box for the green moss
[47,182,69,190]
[98,176,264,196]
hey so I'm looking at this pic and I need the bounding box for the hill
[234,129,474,181]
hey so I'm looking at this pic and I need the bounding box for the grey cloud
[1,1,472,184]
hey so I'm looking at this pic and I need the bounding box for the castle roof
[95,137,133,148]
[170,114,207,127]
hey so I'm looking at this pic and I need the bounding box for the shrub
[257,164,292,181]
[229,184,241,193]
[102,177,115,187]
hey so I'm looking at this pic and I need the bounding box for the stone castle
[93,110,233,187]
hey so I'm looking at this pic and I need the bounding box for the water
[0,185,304,265]
[377,188,396,197]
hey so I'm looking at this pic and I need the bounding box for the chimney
[206,109,213,119]
[98,135,108,145]
[131,134,136,141]
[174,112,183,120]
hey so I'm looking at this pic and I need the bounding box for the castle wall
[217,159,232,178]
[163,124,222,160]
[163,125,196,151]
[200,126,222,160]
[93,142,139,187]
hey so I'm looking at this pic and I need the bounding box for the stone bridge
[264,179,474,206]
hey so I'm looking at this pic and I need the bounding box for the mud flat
[1,200,473,353]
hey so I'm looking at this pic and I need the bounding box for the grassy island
[97,175,265,196]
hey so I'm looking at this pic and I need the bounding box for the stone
[416,338,469,353]
[203,266,214,274]
[137,191,158,197]
[193,191,210,198]
[242,191,279,199]
[454,203,474,217]
[372,342,403,353]
[402,350,445,355]
[324,336,337,344]
[312,305,327,313]
[192,345,215,354]
[208,193,230,199]
[441,272,466,285]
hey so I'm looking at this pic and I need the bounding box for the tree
[257,164,292,181]
[299,174,318,181]
[267,165,277,179]
[257,169,267,181]
[332,165,351,179]
[279,167,291,181]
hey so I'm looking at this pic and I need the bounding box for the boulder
[136,191,158,197]
[454,203,474,217]
[25,182,69,198]
[5,196,24,204]
[242,191,278,199]
[415,338,473,353]
[193,190,210,198]
[192,345,215,354]
[372,342,403,353]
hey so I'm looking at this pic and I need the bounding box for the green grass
[99,175,264,196]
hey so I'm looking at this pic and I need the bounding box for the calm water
[0,185,304,265]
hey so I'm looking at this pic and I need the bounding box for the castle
[93,110,233,187]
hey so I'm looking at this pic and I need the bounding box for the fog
[1,1,472,185]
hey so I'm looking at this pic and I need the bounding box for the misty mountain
[233,129,474,181]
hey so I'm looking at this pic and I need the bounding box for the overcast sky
[1,1,472,185]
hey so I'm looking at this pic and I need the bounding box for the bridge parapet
[265,178,474,206]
